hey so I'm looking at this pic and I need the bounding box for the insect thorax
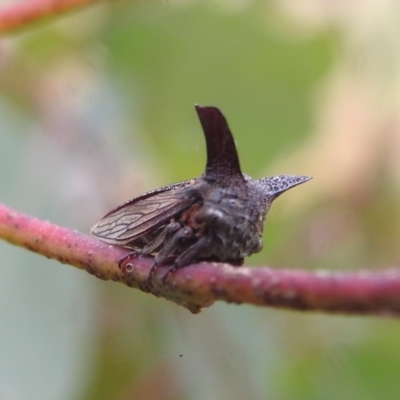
[185,186,264,260]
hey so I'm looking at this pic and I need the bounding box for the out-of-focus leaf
[103,3,334,179]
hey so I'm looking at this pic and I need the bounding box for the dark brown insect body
[91,106,311,286]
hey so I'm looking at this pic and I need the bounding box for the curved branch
[1,202,400,315]
[0,0,100,33]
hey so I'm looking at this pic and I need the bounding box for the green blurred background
[1,1,400,399]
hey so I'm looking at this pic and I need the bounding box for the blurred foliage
[1,0,400,400]
[102,1,333,179]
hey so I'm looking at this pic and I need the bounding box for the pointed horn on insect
[257,175,312,200]
[195,105,245,184]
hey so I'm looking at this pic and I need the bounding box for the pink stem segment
[0,0,99,33]
[1,202,400,315]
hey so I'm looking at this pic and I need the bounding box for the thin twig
[0,0,100,33]
[1,202,400,315]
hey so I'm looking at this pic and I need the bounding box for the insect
[91,105,311,286]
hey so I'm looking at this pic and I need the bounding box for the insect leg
[228,258,244,266]
[141,221,181,254]
[119,222,181,283]
[161,236,212,285]
[146,226,194,287]
[117,250,141,270]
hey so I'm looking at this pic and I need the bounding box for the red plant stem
[0,0,100,33]
[1,202,400,315]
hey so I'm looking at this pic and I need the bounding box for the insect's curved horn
[195,105,244,183]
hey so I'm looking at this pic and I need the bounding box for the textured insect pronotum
[91,105,311,286]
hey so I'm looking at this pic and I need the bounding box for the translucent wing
[91,180,195,245]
